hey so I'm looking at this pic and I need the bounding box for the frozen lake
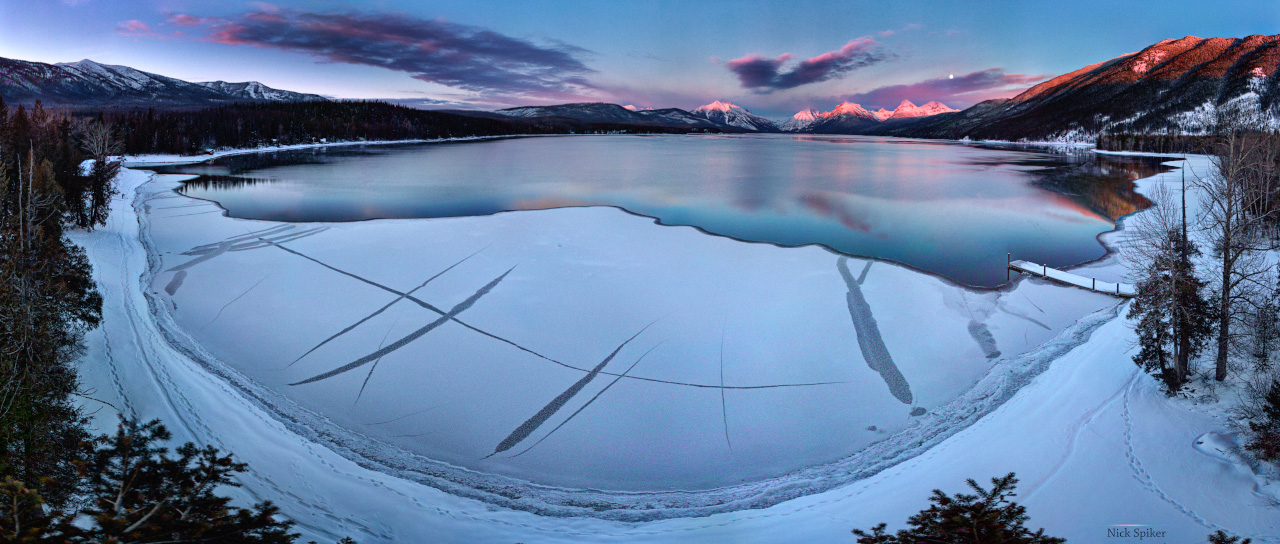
[154,135,1163,287]
[135,135,1135,517]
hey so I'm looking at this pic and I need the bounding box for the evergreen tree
[1208,529,1252,543]
[0,138,100,508]
[68,418,297,544]
[852,473,1064,544]
[1129,229,1214,393]
[0,477,66,543]
[1245,379,1280,461]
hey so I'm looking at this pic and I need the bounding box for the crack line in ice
[167,240,234,272]
[257,237,455,315]
[454,317,844,390]
[286,244,490,368]
[353,312,402,406]
[229,227,329,251]
[361,403,450,426]
[166,226,323,272]
[1020,292,1047,314]
[508,341,665,459]
[719,327,732,452]
[291,267,515,386]
[485,318,661,459]
[838,257,914,405]
[255,234,844,391]
[199,273,273,331]
[186,224,292,253]
[997,303,1052,330]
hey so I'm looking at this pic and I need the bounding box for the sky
[2,0,1279,119]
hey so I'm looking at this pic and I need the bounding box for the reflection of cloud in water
[800,192,873,233]
[153,137,1167,287]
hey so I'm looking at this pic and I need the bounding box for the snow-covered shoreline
[119,135,540,168]
[69,143,1279,543]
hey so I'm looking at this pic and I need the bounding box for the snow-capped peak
[885,99,959,120]
[781,108,825,131]
[828,102,876,119]
[917,101,960,115]
[791,109,821,122]
[688,100,778,132]
[622,104,653,111]
[694,100,743,113]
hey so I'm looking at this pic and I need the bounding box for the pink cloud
[115,19,157,37]
[724,38,894,92]
[833,68,1052,110]
[166,13,211,27]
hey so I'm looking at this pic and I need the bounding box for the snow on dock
[1009,259,1136,297]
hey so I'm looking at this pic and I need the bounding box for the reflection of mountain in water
[142,137,1173,287]
[968,147,1168,222]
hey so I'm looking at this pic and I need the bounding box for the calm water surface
[154,134,1167,286]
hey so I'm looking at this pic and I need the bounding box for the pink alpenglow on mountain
[886,100,961,120]
[692,100,741,113]
[781,100,960,132]
[689,100,780,131]
[780,108,824,131]
[826,101,879,120]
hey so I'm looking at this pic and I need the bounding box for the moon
[949,74,954,79]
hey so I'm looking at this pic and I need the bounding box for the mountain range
[0,57,326,108]
[780,100,960,133]
[2,34,1278,141]
[878,34,1280,140]
[496,102,734,130]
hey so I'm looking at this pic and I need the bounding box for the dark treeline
[1096,133,1214,154]
[0,95,350,541]
[105,100,723,155]
[1098,130,1280,158]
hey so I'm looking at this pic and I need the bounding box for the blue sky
[2,0,1278,118]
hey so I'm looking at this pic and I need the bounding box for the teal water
[155,134,1164,287]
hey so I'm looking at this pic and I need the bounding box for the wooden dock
[1007,255,1136,298]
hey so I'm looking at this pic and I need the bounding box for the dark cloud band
[172,10,595,98]
[725,39,892,92]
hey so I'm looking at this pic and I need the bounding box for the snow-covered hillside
[902,34,1280,141]
[196,80,326,102]
[0,55,327,107]
[781,108,823,131]
[689,100,780,132]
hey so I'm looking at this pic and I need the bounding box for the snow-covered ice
[134,169,1117,514]
[66,146,1279,543]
